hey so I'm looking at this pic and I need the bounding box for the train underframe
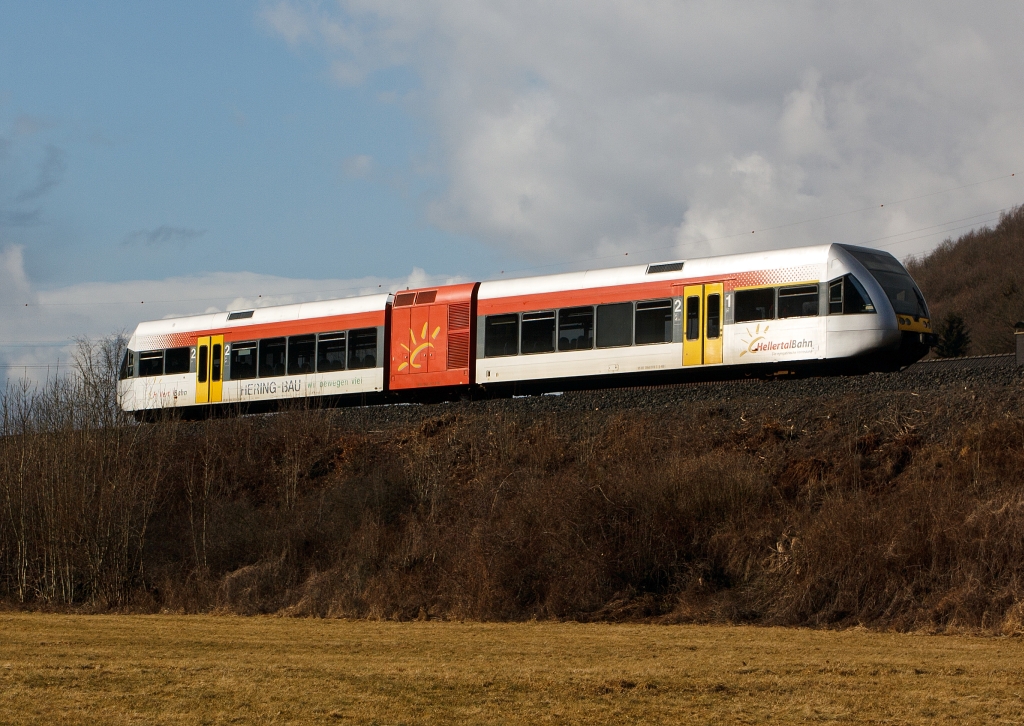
[137,331,935,421]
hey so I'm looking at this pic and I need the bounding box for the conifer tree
[935,312,971,358]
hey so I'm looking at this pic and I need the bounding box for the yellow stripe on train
[898,317,931,333]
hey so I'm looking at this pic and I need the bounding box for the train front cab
[825,244,934,369]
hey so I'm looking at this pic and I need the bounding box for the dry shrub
[3,342,1024,632]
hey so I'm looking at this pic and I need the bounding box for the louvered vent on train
[646,261,684,274]
[447,301,471,369]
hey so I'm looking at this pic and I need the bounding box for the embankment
[2,360,1023,631]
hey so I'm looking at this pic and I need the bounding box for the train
[118,243,936,417]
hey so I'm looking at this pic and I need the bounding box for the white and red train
[118,243,935,416]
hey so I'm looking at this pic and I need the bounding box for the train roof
[131,293,391,340]
[129,243,841,339]
[477,243,833,300]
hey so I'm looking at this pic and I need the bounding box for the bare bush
[0,335,164,607]
[3,338,1024,632]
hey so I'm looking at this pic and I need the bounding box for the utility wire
[866,208,1007,246]
[0,171,1018,309]
[0,213,1010,349]
[481,173,1018,279]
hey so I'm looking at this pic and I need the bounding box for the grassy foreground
[1,615,1023,724]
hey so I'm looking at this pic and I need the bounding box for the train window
[165,347,191,375]
[287,334,316,375]
[685,296,701,340]
[778,285,819,318]
[394,292,415,307]
[635,299,672,345]
[415,290,437,305]
[844,276,875,314]
[139,351,164,377]
[521,311,555,354]
[197,346,208,383]
[258,338,287,377]
[348,328,378,369]
[231,342,257,380]
[845,249,906,274]
[484,314,519,357]
[558,307,594,351]
[119,350,134,380]
[211,344,222,382]
[734,288,775,322]
[828,279,844,314]
[317,332,346,372]
[596,303,632,348]
[870,271,921,316]
[829,275,875,315]
[844,249,918,316]
[706,294,721,339]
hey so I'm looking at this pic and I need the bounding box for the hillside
[3,357,1024,632]
[906,204,1024,355]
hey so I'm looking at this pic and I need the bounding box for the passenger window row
[735,285,820,323]
[734,279,875,323]
[132,347,193,378]
[484,300,676,358]
[122,327,379,380]
[229,328,378,380]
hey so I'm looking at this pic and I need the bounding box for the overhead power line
[0,171,1018,310]
[483,172,1018,279]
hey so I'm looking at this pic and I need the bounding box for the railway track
[167,354,1017,432]
[266,351,1024,431]
[570,353,1021,397]
[905,352,1017,371]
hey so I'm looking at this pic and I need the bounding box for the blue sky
[0,1,509,289]
[2,1,1023,378]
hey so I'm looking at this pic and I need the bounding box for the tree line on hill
[907,204,1024,357]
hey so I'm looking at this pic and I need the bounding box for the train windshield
[845,248,929,318]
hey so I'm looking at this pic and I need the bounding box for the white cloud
[779,70,832,161]
[0,245,33,304]
[261,0,1024,266]
[0,244,461,383]
[342,153,374,178]
[259,1,314,46]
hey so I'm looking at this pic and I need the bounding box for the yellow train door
[683,285,703,366]
[683,283,724,367]
[195,335,224,405]
[209,335,223,403]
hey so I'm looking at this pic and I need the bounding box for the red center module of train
[389,283,476,390]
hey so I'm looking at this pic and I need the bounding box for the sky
[2,1,1023,380]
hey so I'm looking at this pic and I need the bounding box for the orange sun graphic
[398,322,441,371]
[739,323,769,356]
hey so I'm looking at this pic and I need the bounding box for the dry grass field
[1,615,1023,724]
